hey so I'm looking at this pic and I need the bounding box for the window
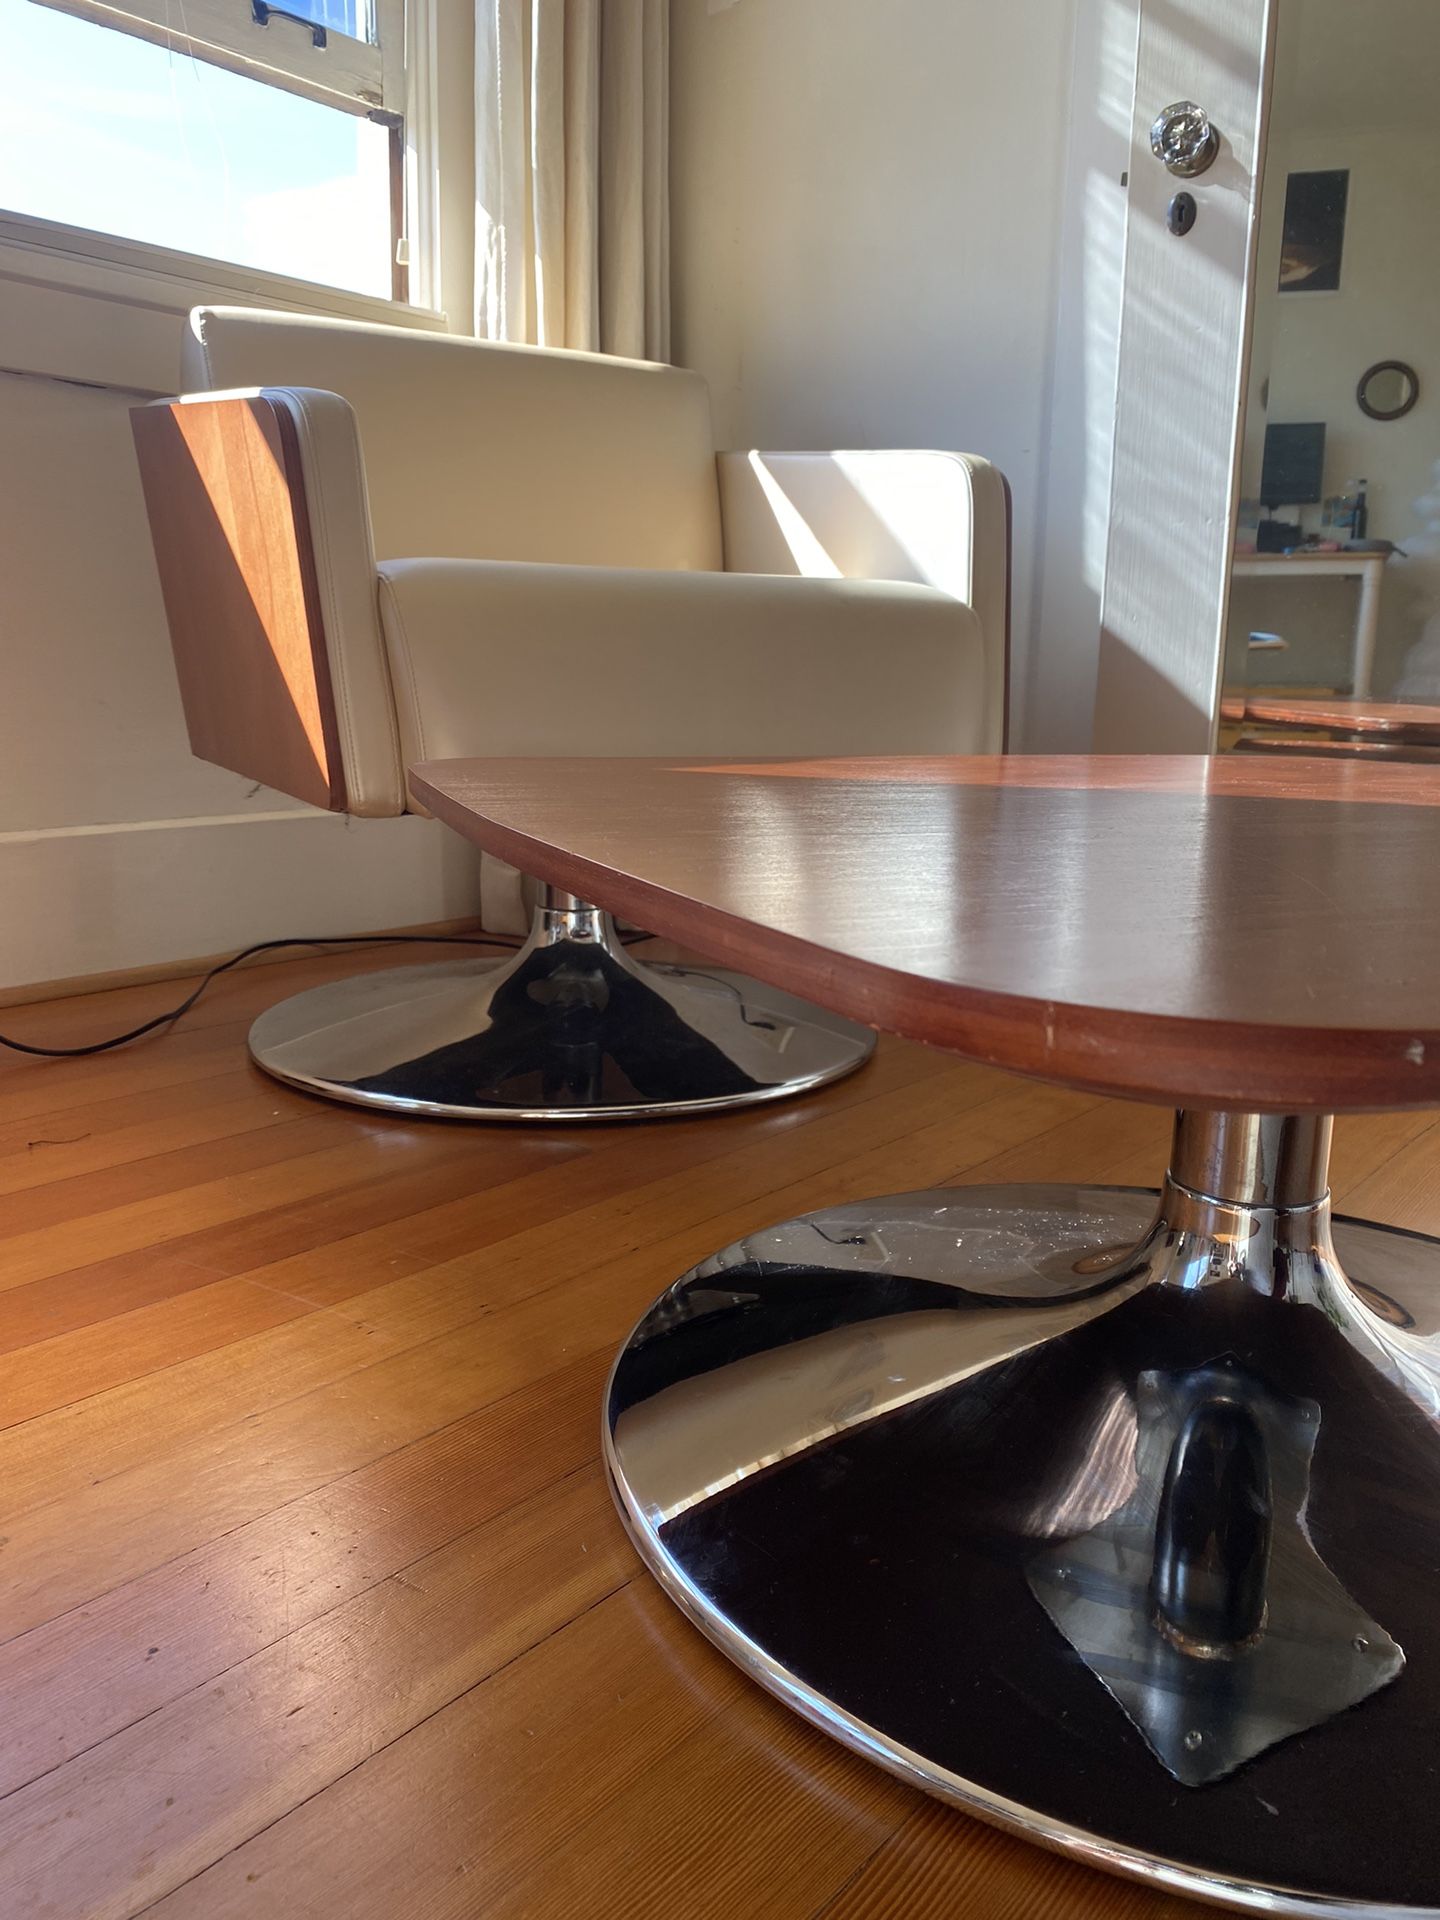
[0,0,411,301]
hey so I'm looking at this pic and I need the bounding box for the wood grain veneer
[410,753,1440,1112]
[131,395,346,812]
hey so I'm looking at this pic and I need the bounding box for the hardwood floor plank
[0,1065,1051,1767]
[960,1097,1171,1187]
[137,1580,888,1920]
[0,1131,571,1353]
[0,1082,326,1198]
[0,947,1434,1920]
[809,1802,1197,1920]
[0,1276,313,1434]
[0,1125,557,1292]
[0,1110,376,1239]
[478,1673,909,1920]
[1328,1111,1440,1209]
[0,1353,605,1800]
[0,1068,262,1160]
[0,1056,986,1516]
[1336,1115,1440,1233]
[0,1025,264,1127]
[241,1037,969,1311]
[0,1037,945,1358]
[0,1466,631,1920]
[0,1073,1071,1639]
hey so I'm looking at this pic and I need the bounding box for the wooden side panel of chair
[131,395,348,812]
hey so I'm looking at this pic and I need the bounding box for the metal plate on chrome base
[605,1183,1440,1915]
[247,905,873,1121]
[1029,1362,1403,1787]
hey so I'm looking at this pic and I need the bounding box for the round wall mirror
[1357,360,1419,421]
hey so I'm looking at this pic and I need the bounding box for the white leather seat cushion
[376,558,988,779]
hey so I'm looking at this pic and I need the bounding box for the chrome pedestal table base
[248,896,874,1121]
[606,1111,1440,1915]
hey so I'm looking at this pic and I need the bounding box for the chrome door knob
[1149,100,1220,177]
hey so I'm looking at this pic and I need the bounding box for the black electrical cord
[0,927,654,1060]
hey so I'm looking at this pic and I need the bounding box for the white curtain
[475,0,671,362]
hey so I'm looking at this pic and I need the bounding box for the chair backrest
[182,308,724,572]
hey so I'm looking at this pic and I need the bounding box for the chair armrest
[131,387,404,817]
[375,558,990,804]
[717,449,1010,750]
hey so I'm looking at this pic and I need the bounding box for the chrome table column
[607,1109,1440,1915]
[247,888,874,1121]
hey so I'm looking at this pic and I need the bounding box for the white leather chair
[132,307,1009,1121]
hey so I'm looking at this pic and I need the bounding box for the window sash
[27,0,405,118]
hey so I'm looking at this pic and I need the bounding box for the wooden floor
[1,942,1438,1920]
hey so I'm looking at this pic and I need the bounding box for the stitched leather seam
[378,573,429,765]
[935,452,1001,747]
[328,392,405,810]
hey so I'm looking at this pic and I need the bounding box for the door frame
[1093,0,1278,751]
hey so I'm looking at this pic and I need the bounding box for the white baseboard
[0,810,482,993]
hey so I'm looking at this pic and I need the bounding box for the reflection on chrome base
[247,896,874,1121]
[606,1111,1440,1915]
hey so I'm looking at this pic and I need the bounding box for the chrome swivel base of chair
[248,894,874,1121]
[606,1110,1440,1915]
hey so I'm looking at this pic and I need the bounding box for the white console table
[1232,551,1388,696]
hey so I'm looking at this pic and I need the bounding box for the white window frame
[6,0,441,314]
[30,0,405,117]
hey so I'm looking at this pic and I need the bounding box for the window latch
[250,3,327,48]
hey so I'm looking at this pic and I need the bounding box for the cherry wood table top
[1234,695,1440,739]
[409,754,1440,1114]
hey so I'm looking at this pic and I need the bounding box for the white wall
[1032,0,1139,747]
[0,4,480,992]
[670,0,1137,749]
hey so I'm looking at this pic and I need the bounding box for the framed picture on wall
[1278,169,1349,292]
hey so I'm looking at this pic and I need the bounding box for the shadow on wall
[1094,639,1218,748]
[1028,0,1136,750]
[717,448,1008,748]
[1094,0,1275,754]
[726,451,976,598]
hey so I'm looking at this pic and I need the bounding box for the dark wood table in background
[1222,695,1440,765]
[1230,694,1440,740]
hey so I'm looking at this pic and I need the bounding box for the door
[1093,0,1276,751]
